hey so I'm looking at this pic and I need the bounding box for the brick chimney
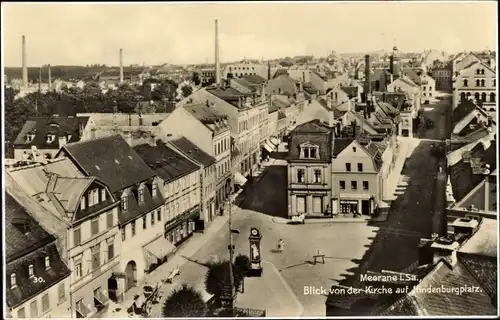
[215,19,220,85]
[150,133,157,147]
[48,64,52,88]
[22,35,28,88]
[119,48,124,84]
[364,54,371,97]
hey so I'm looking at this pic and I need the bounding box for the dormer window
[45,256,50,270]
[29,264,34,278]
[11,273,17,288]
[121,196,128,211]
[46,134,56,143]
[300,144,320,159]
[138,188,144,203]
[26,133,35,142]
[152,184,157,197]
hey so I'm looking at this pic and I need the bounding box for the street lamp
[220,192,237,316]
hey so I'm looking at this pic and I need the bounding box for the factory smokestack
[364,54,371,101]
[22,35,28,88]
[119,48,124,84]
[48,64,52,87]
[215,19,220,85]
[38,67,42,92]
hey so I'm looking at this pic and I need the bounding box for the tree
[181,85,193,98]
[234,254,251,293]
[162,283,206,317]
[192,72,201,86]
[204,260,241,306]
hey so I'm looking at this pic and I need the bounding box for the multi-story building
[168,137,217,223]
[223,59,267,79]
[157,103,231,214]
[6,157,122,317]
[402,68,436,101]
[287,120,333,217]
[430,61,453,91]
[331,138,384,216]
[452,61,496,116]
[5,191,72,319]
[12,116,90,162]
[56,135,165,294]
[176,86,266,179]
[133,138,203,248]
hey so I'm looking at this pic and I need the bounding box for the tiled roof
[458,177,497,212]
[288,120,332,161]
[5,192,71,308]
[317,98,346,119]
[332,138,355,157]
[459,253,497,299]
[452,100,479,127]
[402,68,423,85]
[341,86,358,98]
[206,86,249,99]
[459,218,497,258]
[133,141,199,183]
[242,74,267,85]
[449,141,497,203]
[169,137,215,167]
[380,259,497,316]
[60,135,155,193]
[278,110,286,120]
[13,116,89,149]
[182,103,230,133]
[362,141,383,171]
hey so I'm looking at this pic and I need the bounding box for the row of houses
[5,73,315,318]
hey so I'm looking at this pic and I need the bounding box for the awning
[266,140,276,150]
[144,236,176,260]
[262,143,273,153]
[234,172,248,186]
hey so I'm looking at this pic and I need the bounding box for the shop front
[289,190,330,217]
[143,235,177,273]
[334,195,375,216]
[163,207,200,248]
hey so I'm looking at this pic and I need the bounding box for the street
[129,96,451,317]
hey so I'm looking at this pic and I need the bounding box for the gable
[336,140,371,159]
[460,61,496,77]
[299,141,319,148]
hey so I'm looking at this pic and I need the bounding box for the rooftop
[133,140,199,183]
[169,137,216,167]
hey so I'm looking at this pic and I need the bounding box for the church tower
[389,46,401,76]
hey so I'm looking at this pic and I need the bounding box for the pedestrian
[278,239,285,253]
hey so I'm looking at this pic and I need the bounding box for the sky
[2,1,498,67]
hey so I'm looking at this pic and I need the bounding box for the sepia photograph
[2,1,498,318]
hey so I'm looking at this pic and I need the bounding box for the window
[463,79,468,87]
[106,211,113,229]
[92,189,99,205]
[91,218,99,236]
[482,92,487,101]
[42,293,50,313]
[476,69,481,75]
[29,264,34,277]
[357,163,363,172]
[45,256,50,270]
[58,283,66,303]
[363,181,369,191]
[101,189,106,202]
[313,169,322,183]
[143,217,147,229]
[30,300,38,318]
[121,228,126,241]
[346,163,351,172]
[481,69,485,75]
[152,184,157,197]
[107,240,114,260]
[74,261,82,278]
[493,79,496,87]
[91,244,101,270]
[423,86,426,91]
[352,147,356,152]
[121,196,128,211]
[157,209,162,221]
[340,181,346,190]
[476,79,480,87]
[138,188,144,203]
[490,92,496,102]
[351,181,358,190]
[297,169,305,183]
[131,221,136,236]
[151,211,155,226]
[17,308,25,318]
[10,273,16,288]
[303,148,310,158]
[80,198,86,211]
[311,148,318,158]
[481,79,485,87]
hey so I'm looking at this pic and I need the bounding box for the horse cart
[126,283,163,317]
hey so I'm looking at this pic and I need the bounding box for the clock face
[251,228,259,236]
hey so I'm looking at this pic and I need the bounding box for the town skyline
[2,2,497,67]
